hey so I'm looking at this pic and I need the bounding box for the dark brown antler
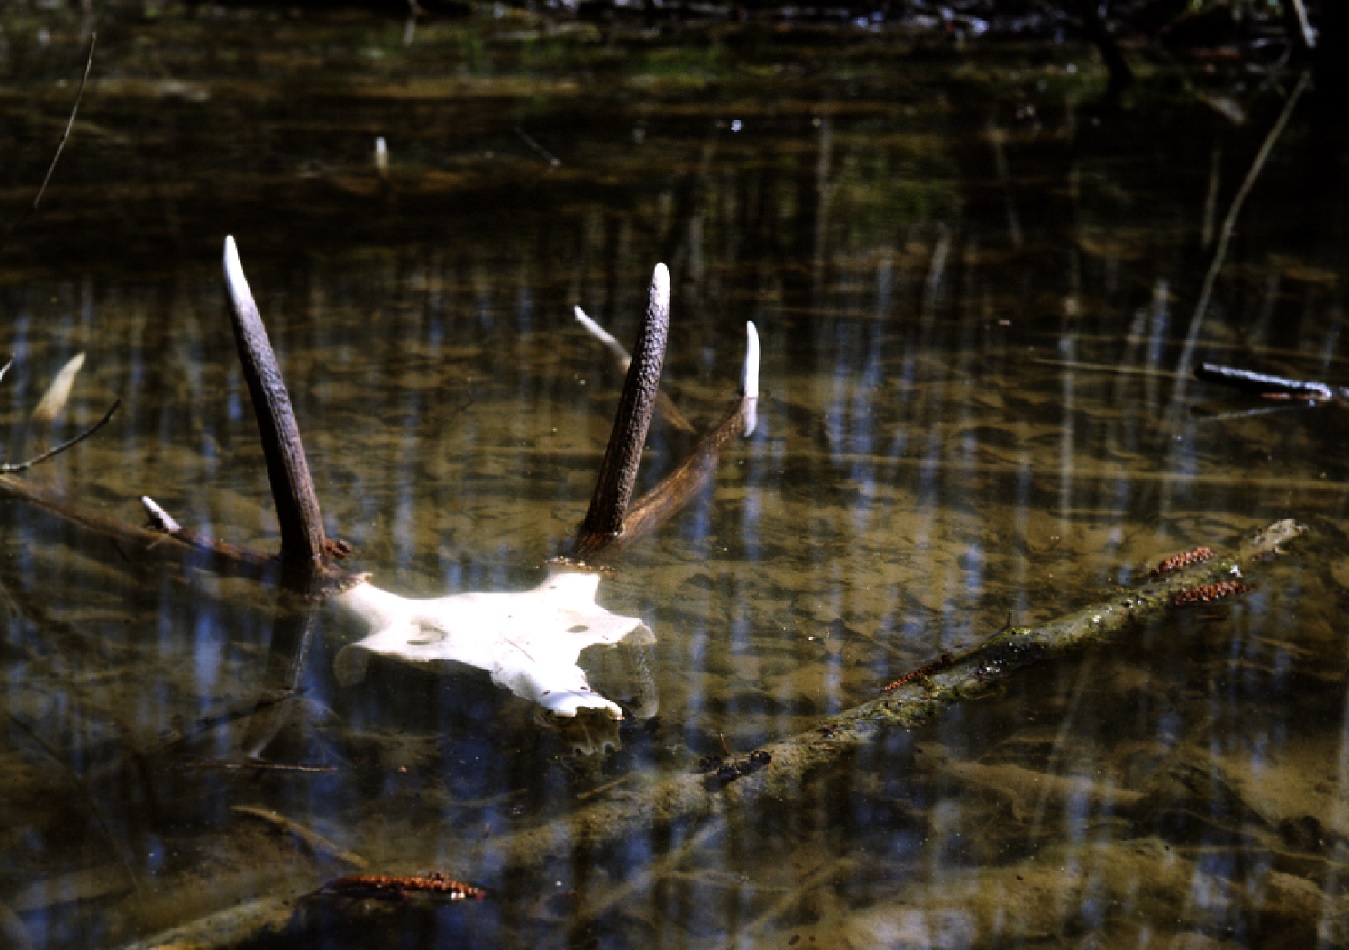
[575,264,672,553]
[223,237,328,577]
[573,263,759,563]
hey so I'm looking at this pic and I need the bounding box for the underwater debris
[881,651,955,692]
[1170,579,1251,606]
[1151,546,1215,577]
[321,872,487,902]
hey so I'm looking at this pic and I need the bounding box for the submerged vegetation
[1,1,1348,947]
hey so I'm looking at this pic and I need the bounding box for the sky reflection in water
[1,9,1348,948]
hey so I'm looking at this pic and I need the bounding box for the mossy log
[489,520,1304,865]
[121,519,1305,949]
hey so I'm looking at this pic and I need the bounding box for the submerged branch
[489,520,1304,866]
[0,399,120,473]
[1194,361,1348,401]
[122,521,1306,948]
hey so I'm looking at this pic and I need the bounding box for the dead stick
[1194,362,1346,400]
[576,264,670,551]
[0,33,95,257]
[223,237,327,574]
[1176,72,1312,377]
[0,399,119,473]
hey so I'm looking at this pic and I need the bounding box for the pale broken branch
[1194,361,1347,401]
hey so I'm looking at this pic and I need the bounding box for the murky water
[2,7,1349,949]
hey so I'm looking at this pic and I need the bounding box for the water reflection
[2,8,1349,949]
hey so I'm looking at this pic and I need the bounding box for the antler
[573,264,759,562]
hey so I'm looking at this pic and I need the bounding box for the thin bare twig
[8,712,141,896]
[1175,71,1312,380]
[513,126,560,166]
[0,399,119,473]
[0,34,96,257]
[1194,361,1347,401]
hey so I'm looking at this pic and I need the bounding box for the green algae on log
[120,520,1305,949]
[488,519,1306,863]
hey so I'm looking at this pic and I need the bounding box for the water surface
[2,8,1348,948]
